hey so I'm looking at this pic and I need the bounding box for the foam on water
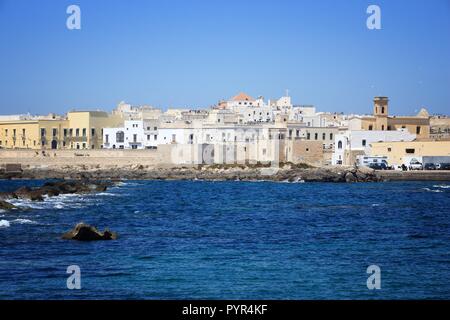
[12,219,37,224]
[0,220,10,228]
[423,187,443,193]
[433,185,450,189]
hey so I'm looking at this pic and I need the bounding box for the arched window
[338,141,343,149]
[116,131,124,143]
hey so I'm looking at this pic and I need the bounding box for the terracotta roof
[231,92,254,102]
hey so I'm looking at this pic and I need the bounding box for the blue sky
[0,0,449,115]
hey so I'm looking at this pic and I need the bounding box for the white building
[102,120,158,149]
[332,129,417,165]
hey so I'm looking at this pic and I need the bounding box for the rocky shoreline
[2,163,450,182]
[1,163,381,183]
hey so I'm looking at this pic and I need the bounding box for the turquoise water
[0,180,449,299]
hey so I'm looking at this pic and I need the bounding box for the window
[154,127,157,130]
[76,129,80,137]
[330,133,333,140]
[41,128,46,137]
[69,129,73,136]
[314,133,318,140]
[388,148,392,152]
[82,143,86,149]
[405,148,415,154]
[296,130,300,137]
[306,148,309,152]
[154,135,157,140]
[64,129,68,137]
[369,125,373,131]
[116,131,124,143]
[338,141,343,149]
[307,133,311,140]
[92,128,96,136]
[382,107,385,114]
[105,134,109,143]
[52,128,57,137]
[133,134,137,143]
[322,133,326,140]
[82,128,86,137]
[381,125,385,130]
[147,135,150,141]
[362,139,366,147]
[416,126,421,134]
[13,129,16,137]
[5,129,8,136]
[22,129,26,136]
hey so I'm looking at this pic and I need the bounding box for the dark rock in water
[345,172,357,182]
[13,186,44,201]
[62,223,117,241]
[0,200,16,210]
[0,192,18,200]
[6,180,111,202]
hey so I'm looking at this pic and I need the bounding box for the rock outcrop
[0,180,112,202]
[0,200,16,210]
[62,223,117,241]
[1,164,383,183]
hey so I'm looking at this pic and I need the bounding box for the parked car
[368,162,388,170]
[424,163,437,170]
[409,160,423,171]
[437,163,450,170]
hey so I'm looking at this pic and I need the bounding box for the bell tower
[373,97,389,130]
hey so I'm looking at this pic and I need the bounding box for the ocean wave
[433,185,450,189]
[12,219,37,225]
[422,188,443,193]
[0,220,10,228]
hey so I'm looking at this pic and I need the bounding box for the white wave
[96,192,119,196]
[12,218,37,224]
[423,188,443,193]
[433,185,450,189]
[372,204,380,207]
[0,220,10,228]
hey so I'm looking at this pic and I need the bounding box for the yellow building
[361,97,430,140]
[369,140,450,165]
[0,111,123,150]
[65,111,123,150]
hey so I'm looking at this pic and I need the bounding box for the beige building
[0,111,123,150]
[369,140,450,166]
[430,115,450,140]
[360,97,430,140]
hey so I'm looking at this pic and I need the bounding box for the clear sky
[0,0,449,115]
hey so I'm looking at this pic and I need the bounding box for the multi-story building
[0,111,123,150]
[358,97,430,140]
[369,140,450,166]
[430,115,450,140]
[332,129,417,165]
[103,119,158,149]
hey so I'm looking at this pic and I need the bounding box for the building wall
[332,129,416,165]
[0,119,69,150]
[369,141,450,166]
[286,140,323,165]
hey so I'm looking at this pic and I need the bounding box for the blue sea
[0,180,449,299]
